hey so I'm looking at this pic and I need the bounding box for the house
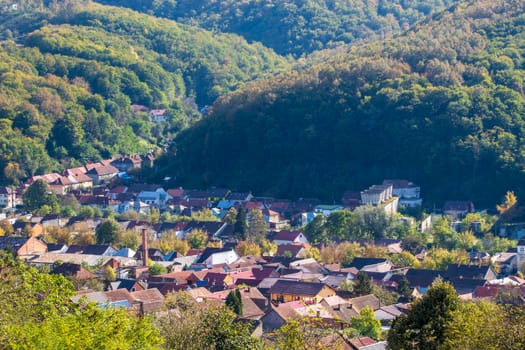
[109,279,146,292]
[150,109,167,122]
[492,252,518,276]
[276,244,307,258]
[271,230,309,245]
[85,164,119,185]
[341,191,361,210]
[110,155,142,172]
[0,236,47,256]
[314,205,344,217]
[130,289,165,314]
[383,179,422,207]
[50,262,97,280]
[82,245,118,256]
[195,247,240,268]
[0,187,18,208]
[443,201,475,218]
[137,189,172,209]
[348,258,392,273]
[183,221,230,240]
[225,192,253,202]
[13,222,45,237]
[269,279,336,304]
[445,264,497,281]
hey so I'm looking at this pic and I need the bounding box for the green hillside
[98,0,459,56]
[0,0,288,184]
[163,0,525,206]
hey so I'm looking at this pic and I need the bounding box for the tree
[442,301,504,350]
[149,263,167,276]
[159,293,259,350]
[351,306,382,340]
[95,218,120,244]
[235,241,261,256]
[225,289,242,316]
[390,251,417,268]
[233,207,247,240]
[0,220,14,236]
[224,207,237,225]
[497,190,517,215]
[397,276,412,298]
[247,208,267,238]
[102,265,117,289]
[0,253,161,348]
[387,280,459,350]
[186,229,208,249]
[22,179,58,213]
[353,271,373,296]
[272,317,341,350]
[305,215,327,244]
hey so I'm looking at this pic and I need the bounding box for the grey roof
[349,257,388,270]
[269,279,329,297]
[0,237,30,251]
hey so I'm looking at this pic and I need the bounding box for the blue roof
[217,200,236,210]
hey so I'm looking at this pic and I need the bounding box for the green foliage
[22,179,59,213]
[353,271,373,297]
[387,280,459,350]
[167,0,525,207]
[185,229,208,249]
[233,207,247,240]
[95,218,120,244]
[272,317,341,350]
[0,252,161,349]
[149,263,167,276]
[247,208,267,238]
[225,289,242,316]
[159,294,259,350]
[397,276,412,298]
[351,306,382,340]
[0,1,288,186]
[98,0,457,56]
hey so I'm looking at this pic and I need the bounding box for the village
[1,154,525,349]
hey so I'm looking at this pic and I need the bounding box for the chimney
[142,228,149,267]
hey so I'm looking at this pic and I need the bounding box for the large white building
[360,184,398,216]
[383,179,422,207]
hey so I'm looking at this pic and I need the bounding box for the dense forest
[98,0,459,57]
[163,0,525,207]
[0,0,288,184]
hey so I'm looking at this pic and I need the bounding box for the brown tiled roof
[272,230,303,241]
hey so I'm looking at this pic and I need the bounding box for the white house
[137,189,172,209]
[202,249,240,268]
[272,230,309,245]
[0,187,17,209]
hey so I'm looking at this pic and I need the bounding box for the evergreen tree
[353,271,373,296]
[397,276,412,298]
[234,207,247,240]
[225,289,242,316]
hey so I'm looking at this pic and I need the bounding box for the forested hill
[0,0,288,184]
[97,0,459,57]
[163,0,525,207]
